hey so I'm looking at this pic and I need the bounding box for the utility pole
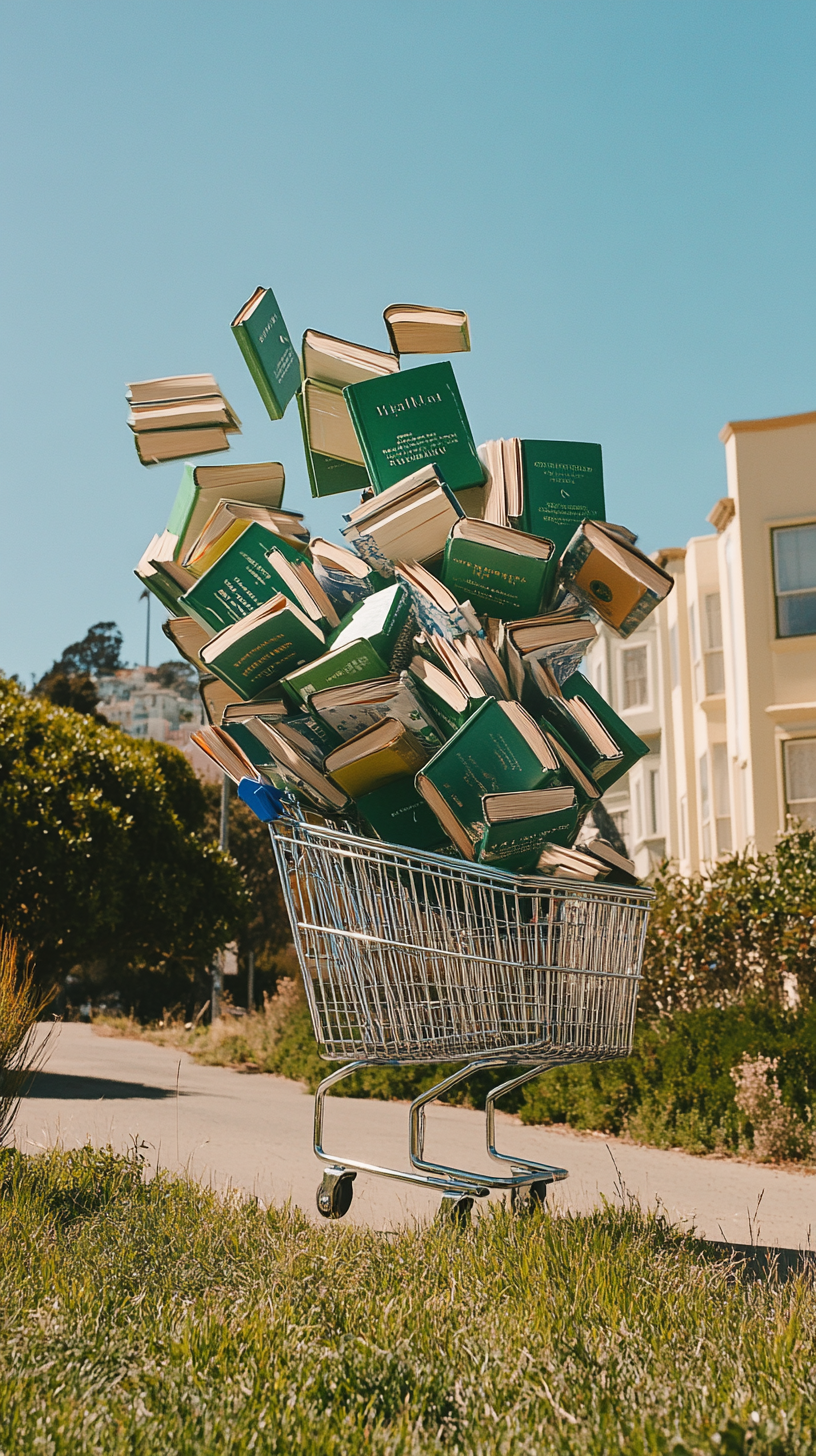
[140,589,151,667]
[247,949,255,1014]
[211,775,230,1022]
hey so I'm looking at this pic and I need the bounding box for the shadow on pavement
[22,1071,183,1102]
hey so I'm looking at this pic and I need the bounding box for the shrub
[640,828,816,1014]
[0,675,247,1018]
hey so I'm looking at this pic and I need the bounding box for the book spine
[232,323,283,421]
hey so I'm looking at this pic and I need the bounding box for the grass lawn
[0,1146,813,1454]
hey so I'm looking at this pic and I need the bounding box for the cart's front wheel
[511,1180,548,1213]
[316,1169,355,1219]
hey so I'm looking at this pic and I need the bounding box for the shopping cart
[258,791,653,1223]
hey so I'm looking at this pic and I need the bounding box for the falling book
[162,616,212,671]
[394,561,481,641]
[415,631,510,703]
[199,675,244,727]
[309,537,384,611]
[559,520,673,637]
[182,501,308,577]
[415,698,565,860]
[245,719,349,813]
[300,379,367,466]
[301,330,399,388]
[559,671,649,788]
[441,520,557,620]
[180,522,311,633]
[269,712,339,768]
[499,612,597,697]
[535,844,612,883]
[326,581,415,673]
[476,787,580,872]
[135,532,195,613]
[126,374,240,465]
[581,837,639,885]
[199,595,325,699]
[342,464,464,574]
[166,461,287,563]
[383,304,471,356]
[357,776,452,854]
[479,439,606,557]
[308,673,443,749]
[231,286,300,421]
[297,389,371,500]
[324,717,429,800]
[408,655,484,738]
[281,639,392,709]
[344,362,486,496]
[191,726,263,785]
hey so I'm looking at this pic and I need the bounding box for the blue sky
[1,1,813,679]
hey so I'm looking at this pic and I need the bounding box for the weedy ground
[0,1144,813,1455]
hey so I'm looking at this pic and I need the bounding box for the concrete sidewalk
[14,1023,815,1247]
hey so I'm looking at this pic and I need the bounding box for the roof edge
[719,409,816,443]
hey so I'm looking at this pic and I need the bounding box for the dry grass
[0,930,54,1143]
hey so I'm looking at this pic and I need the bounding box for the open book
[342,464,464,574]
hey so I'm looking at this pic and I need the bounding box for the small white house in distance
[587,408,816,877]
[95,666,211,772]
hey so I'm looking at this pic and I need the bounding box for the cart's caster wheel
[437,1192,474,1226]
[511,1180,548,1213]
[316,1168,356,1219]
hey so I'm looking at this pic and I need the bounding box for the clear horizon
[1,0,813,679]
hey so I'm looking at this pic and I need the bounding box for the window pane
[773,524,816,594]
[705,649,725,695]
[777,591,816,638]
[699,753,710,822]
[622,646,648,708]
[705,593,722,650]
[716,817,732,855]
[712,743,731,818]
[785,739,816,803]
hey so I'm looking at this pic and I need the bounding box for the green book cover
[136,564,186,616]
[408,671,482,739]
[165,463,197,546]
[180,522,308,633]
[231,286,300,421]
[560,672,649,787]
[281,639,391,708]
[441,530,558,620]
[416,699,563,856]
[344,362,486,495]
[296,389,371,498]
[202,602,324,700]
[476,806,581,872]
[528,688,611,784]
[222,722,278,769]
[518,441,605,557]
[327,582,415,672]
[357,776,452,854]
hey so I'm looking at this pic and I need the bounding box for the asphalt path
[14,1023,815,1247]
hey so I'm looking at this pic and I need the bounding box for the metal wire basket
[263,805,653,1220]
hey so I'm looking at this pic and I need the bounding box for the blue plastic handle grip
[236,777,287,823]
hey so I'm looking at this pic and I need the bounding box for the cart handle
[237,778,287,823]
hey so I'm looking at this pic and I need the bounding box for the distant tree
[34,621,126,719]
[153,660,198,699]
[0,675,247,1019]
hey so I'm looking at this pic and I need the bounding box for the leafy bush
[640,829,816,1014]
[0,674,247,1017]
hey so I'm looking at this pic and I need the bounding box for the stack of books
[127,375,241,465]
[133,286,675,885]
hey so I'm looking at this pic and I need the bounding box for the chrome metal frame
[269,807,652,1211]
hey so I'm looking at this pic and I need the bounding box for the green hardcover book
[200,595,326,700]
[477,805,581,873]
[415,698,564,860]
[281,639,391,709]
[357,776,452,854]
[407,655,484,738]
[166,460,287,560]
[559,672,649,788]
[343,362,486,496]
[441,520,558,620]
[221,722,280,770]
[558,519,673,637]
[297,388,371,499]
[518,441,605,557]
[180,522,309,633]
[327,582,415,672]
[231,286,300,421]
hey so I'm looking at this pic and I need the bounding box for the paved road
[14,1023,814,1246]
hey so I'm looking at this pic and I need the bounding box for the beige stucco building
[585,409,816,877]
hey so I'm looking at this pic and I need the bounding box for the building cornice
[719,409,816,443]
